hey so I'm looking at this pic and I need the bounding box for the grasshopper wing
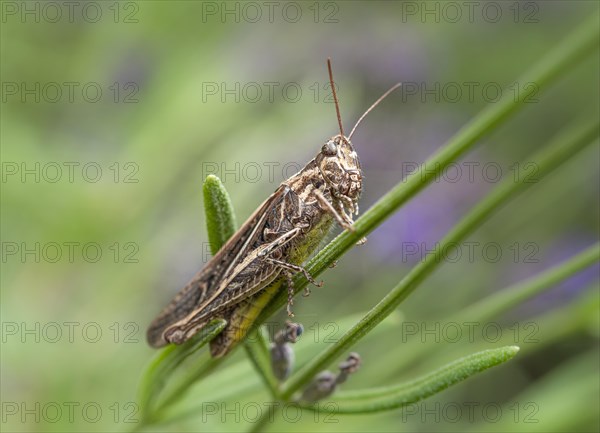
[146,185,289,348]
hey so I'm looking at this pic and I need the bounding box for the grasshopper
[147,59,400,357]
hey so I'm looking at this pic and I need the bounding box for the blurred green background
[1,1,599,432]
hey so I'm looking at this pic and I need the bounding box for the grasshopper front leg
[313,189,366,245]
[313,189,353,230]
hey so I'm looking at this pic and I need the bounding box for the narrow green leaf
[203,174,237,253]
[301,346,519,413]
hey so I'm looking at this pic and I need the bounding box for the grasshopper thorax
[317,134,362,213]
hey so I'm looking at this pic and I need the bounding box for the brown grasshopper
[147,59,400,357]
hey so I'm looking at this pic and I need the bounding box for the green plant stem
[244,328,280,398]
[337,286,598,402]
[203,174,237,253]
[247,405,281,433]
[256,12,600,326]
[301,347,519,413]
[373,243,600,375]
[279,120,599,400]
[152,351,227,420]
[138,319,227,420]
[455,243,600,323]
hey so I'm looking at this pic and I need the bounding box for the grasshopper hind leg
[208,309,236,358]
[208,278,283,358]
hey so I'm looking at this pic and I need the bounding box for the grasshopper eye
[322,141,337,156]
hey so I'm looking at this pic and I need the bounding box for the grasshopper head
[317,134,363,213]
[315,58,399,217]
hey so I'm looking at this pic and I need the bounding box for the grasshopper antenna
[348,82,402,140]
[327,58,346,139]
